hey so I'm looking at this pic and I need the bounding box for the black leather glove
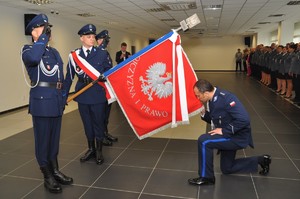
[42,23,51,37]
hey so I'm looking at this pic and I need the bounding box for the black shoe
[106,132,118,142]
[259,155,271,175]
[188,177,215,186]
[49,159,73,185]
[102,137,113,146]
[80,149,96,162]
[40,166,62,193]
[96,140,104,165]
[80,140,96,162]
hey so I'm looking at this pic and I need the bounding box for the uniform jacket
[284,52,296,74]
[115,50,131,64]
[64,46,111,104]
[290,51,300,75]
[22,34,65,117]
[201,88,254,149]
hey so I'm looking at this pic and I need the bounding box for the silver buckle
[56,82,62,89]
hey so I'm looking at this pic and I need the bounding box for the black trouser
[32,116,61,167]
[236,60,242,71]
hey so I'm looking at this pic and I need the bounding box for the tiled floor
[1,72,300,199]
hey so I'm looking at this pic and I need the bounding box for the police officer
[188,79,271,186]
[290,43,300,105]
[95,30,118,144]
[21,14,73,193]
[64,24,111,165]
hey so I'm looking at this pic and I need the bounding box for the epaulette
[71,48,81,53]
[220,92,226,96]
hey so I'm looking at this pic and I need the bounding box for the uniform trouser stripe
[201,138,230,177]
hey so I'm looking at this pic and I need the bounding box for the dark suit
[115,50,131,64]
[22,34,65,167]
[64,47,111,142]
[198,88,257,178]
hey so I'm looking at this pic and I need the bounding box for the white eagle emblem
[139,62,173,101]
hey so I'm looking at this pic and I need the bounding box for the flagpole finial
[175,13,201,32]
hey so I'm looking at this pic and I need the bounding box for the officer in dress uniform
[21,14,73,193]
[290,44,300,105]
[64,24,111,165]
[188,79,271,186]
[95,30,118,144]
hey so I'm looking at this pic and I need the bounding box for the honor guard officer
[21,14,73,193]
[64,24,111,165]
[188,79,271,186]
[95,30,118,144]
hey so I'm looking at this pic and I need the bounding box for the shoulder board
[220,92,226,96]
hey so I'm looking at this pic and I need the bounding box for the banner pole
[67,76,104,103]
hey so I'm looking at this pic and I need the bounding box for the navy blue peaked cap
[78,24,96,35]
[96,30,110,40]
[25,14,51,34]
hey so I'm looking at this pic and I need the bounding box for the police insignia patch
[230,101,236,107]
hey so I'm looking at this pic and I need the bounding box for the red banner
[106,31,203,139]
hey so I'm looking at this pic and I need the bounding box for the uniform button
[41,96,43,99]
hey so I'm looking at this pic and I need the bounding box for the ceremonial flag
[70,50,116,104]
[104,31,203,139]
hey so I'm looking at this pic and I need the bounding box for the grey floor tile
[165,139,198,153]
[108,135,136,149]
[143,169,198,198]
[9,159,42,179]
[254,177,300,199]
[293,159,300,171]
[252,133,277,144]
[0,176,42,199]
[23,183,87,199]
[0,153,34,174]
[156,151,198,171]
[244,143,287,158]
[282,144,300,159]
[140,193,193,199]
[81,188,139,199]
[129,138,169,151]
[102,147,126,164]
[5,141,35,158]
[114,149,161,168]
[57,143,87,160]
[60,161,110,186]
[274,134,300,145]
[197,175,257,199]
[94,165,152,192]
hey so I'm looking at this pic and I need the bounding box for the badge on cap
[89,24,93,31]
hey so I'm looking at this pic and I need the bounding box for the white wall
[181,35,247,70]
[0,6,149,112]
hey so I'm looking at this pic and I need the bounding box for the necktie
[86,49,90,57]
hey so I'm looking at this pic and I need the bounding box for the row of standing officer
[249,43,300,104]
[21,13,118,194]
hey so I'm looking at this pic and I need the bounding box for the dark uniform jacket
[22,34,65,117]
[64,47,111,104]
[290,51,300,75]
[201,88,254,149]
